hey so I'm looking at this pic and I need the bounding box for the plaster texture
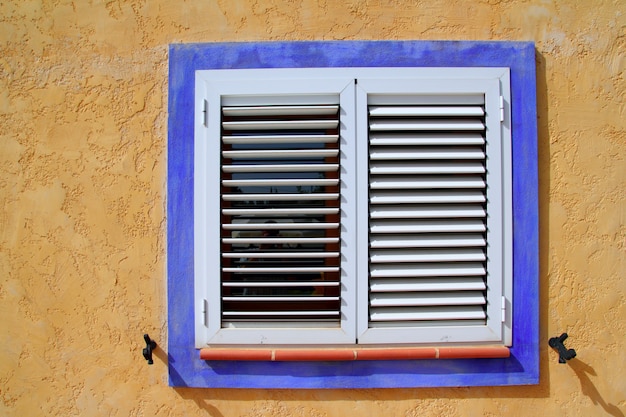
[0,0,624,416]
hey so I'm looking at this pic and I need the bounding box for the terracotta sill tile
[437,346,510,359]
[199,348,272,361]
[356,347,437,360]
[200,346,510,361]
[274,349,356,361]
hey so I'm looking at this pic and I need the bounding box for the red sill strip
[199,346,510,361]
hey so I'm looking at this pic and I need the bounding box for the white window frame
[194,67,512,347]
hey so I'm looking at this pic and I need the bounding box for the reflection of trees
[299,172,326,194]
[296,185,322,194]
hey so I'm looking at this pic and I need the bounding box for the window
[168,41,538,388]
[194,67,512,347]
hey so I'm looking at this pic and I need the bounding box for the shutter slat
[370,263,486,278]
[223,149,339,159]
[369,106,484,117]
[370,291,486,307]
[223,105,339,116]
[222,222,339,231]
[370,306,486,322]
[370,119,484,131]
[369,190,485,205]
[370,234,486,248]
[223,164,339,173]
[223,208,339,216]
[223,193,339,201]
[370,248,485,263]
[370,277,486,292]
[223,311,339,317]
[369,132,485,146]
[223,296,340,302]
[223,237,339,245]
[223,120,338,131]
[369,176,485,190]
[370,148,485,160]
[224,281,340,287]
[223,178,339,187]
[370,162,485,175]
[223,134,338,145]
[223,252,340,259]
[223,267,339,274]
[370,220,486,234]
[370,205,486,219]
[368,94,485,106]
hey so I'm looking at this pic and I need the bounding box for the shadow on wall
[569,359,625,417]
[536,49,555,401]
[537,49,624,417]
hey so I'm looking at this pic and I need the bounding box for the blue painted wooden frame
[167,41,538,388]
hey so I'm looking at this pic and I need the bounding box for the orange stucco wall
[1,1,624,416]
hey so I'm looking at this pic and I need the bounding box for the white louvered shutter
[356,73,511,345]
[195,72,357,346]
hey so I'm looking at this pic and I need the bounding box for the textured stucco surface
[0,1,624,416]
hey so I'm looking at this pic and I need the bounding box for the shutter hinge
[501,296,507,323]
[203,299,209,326]
[499,96,505,123]
[202,99,208,127]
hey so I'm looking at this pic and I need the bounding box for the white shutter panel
[195,71,357,346]
[356,71,511,345]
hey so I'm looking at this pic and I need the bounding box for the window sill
[199,346,510,361]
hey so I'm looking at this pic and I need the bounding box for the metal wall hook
[549,333,576,363]
[142,334,157,365]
